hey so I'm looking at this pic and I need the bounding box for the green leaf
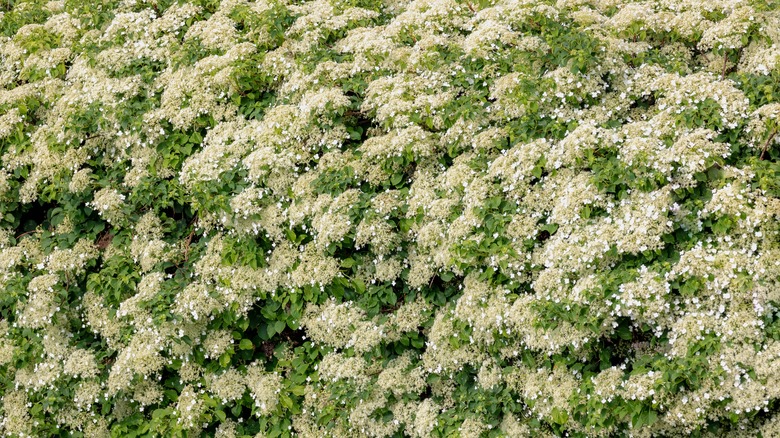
[712,216,732,234]
[280,394,294,410]
[353,278,366,294]
[599,348,611,370]
[540,223,559,235]
[285,229,296,242]
[152,408,170,420]
[680,278,700,296]
[551,407,569,425]
[617,325,632,340]
[219,352,231,367]
[273,320,286,336]
[347,126,363,140]
[239,339,253,350]
[647,409,657,425]
[291,385,306,396]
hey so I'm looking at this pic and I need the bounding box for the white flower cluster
[1,0,780,436]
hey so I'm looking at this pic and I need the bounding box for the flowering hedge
[1,0,780,436]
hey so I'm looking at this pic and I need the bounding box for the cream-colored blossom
[63,349,99,379]
[245,364,282,416]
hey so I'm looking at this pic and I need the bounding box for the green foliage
[2,0,780,437]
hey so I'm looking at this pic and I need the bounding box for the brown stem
[181,213,199,263]
[96,230,114,250]
[15,230,37,240]
[760,129,778,160]
[182,229,195,262]
[464,0,476,13]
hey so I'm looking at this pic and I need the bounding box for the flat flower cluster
[1,0,780,436]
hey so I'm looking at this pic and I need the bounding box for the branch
[81,133,105,144]
[15,229,37,240]
[181,213,199,263]
[760,128,778,160]
[721,47,743,80]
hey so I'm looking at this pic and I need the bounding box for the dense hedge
[1,0,780,436]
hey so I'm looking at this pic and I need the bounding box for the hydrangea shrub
[1,0,780,436]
